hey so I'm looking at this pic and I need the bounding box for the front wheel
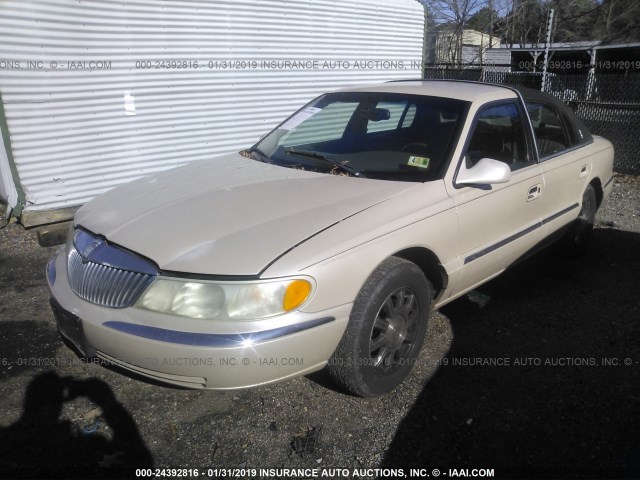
[327,257,432,397]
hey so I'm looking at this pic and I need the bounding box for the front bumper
[47,249,351,389]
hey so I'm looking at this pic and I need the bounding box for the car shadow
[58,333,191,392]
[0,371,153,478]
[381,228,640,478]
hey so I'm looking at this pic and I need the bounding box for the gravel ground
[0,177,638,480]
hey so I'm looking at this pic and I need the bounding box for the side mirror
[457,157,511,185]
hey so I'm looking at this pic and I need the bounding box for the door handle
[579,165,589,178]
[527,184,541,202]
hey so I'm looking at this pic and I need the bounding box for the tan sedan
[47,81,614,396]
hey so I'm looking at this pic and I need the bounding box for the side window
[526,102,569,158]
[366,101,407,133]
[466,102,530,170]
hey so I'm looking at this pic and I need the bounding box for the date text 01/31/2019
[133,60,421,70]
[518,60,640,70]
[134,467,496,478]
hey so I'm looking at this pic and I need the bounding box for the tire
[327,257,432,397]
[556,184,597,258]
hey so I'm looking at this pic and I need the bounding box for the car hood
[75,152,419,276]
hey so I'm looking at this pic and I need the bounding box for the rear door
[525,101,591,236]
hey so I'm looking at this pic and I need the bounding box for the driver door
[448,100,545,294]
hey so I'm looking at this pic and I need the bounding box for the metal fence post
[541,9,555,93]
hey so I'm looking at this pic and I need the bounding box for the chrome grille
[67,232,157,308]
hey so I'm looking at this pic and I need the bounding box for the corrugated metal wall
[0,128,19,211]
[485,48,512,69]
[0,0,425,214]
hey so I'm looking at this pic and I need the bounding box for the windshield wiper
[248,147,271,163]
[285,148,359,176]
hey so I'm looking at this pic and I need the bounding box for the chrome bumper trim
[102,316,335,347]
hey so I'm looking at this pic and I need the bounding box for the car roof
[337,80,518,103]
[336,80,593,142]
[511,85,565,105]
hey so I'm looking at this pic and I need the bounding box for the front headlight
[136,277,313,320]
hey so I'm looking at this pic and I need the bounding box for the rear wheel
[327,257,432,397]
[557,184,597,257]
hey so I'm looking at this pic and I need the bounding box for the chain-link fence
[424,65,640,175]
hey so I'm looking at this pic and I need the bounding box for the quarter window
[526,102,569,158]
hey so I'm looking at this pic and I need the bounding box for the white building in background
[428,28,500,66]
[0,0,427,225]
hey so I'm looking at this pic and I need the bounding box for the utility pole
[541,8,554,92]
[488,0,494,49]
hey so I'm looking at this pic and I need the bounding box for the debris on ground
[291,425,322,455]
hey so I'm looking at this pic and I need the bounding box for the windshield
[252,92,470,181]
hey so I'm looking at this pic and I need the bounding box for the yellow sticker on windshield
[408,156,430,169]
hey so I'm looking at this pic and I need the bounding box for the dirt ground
[0,177,639,480]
